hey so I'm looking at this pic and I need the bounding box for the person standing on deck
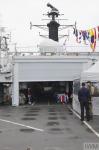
[87,81,94,120]
[27,88,32,105]
[78,82,90,121]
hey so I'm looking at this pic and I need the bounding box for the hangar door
[18,61,82,82]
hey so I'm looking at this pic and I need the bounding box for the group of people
[55,92,73,105]
[57,92,69,104]
[78,81,93,122]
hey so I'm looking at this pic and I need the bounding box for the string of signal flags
[73,25,99,52]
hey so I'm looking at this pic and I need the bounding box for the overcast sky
[0,0,99,48]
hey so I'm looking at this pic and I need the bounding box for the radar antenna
[30,3,76,41]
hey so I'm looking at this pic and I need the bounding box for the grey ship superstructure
[0,3,99,106]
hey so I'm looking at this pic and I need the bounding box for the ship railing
[4,44,99,57]
[6,51,99,57]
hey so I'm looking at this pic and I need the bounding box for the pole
[0,36,1,69]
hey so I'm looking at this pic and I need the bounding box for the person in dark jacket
[78,82,90,121]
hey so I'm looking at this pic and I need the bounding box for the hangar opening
[19,81,73,105]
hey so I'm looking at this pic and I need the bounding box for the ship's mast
[30,3,76,42]
[0,27,11,71]
[47,3,60,41]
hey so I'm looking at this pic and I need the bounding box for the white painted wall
[12,63,19,106]
[13,56,89,82]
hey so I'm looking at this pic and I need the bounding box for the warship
[0,3,99,106]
